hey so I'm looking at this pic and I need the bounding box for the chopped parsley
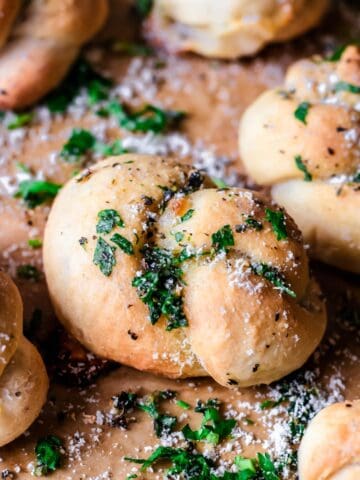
[7,112,34,130]
[326,44,347,62]
[174,231,184,243]
[265,208,288,241]
[295,155,312,181]
[211,225,234,253]
[33,435,63,476]
[180,209,194,222]
[251,263,296,298]
[96,209,124,234]
[294,102,310,124]
[132,246,188,330]
[45,59,112,113]
[257,453,280,480]
[182,398,236,445]
[138,391,177,438]
[125,446,214,477]
[107,101,186,134]
[16,161,31,173]
[110,392,138,428]
[16,264,40,281]
[93,237,116,276]
[110,233,134,255]
[15,180,61,208]
[28,238,42,249]
[352,172,360,183]
[334,81,360,94]
[112,41,153,56]
[246,216,263,231]
[236,216,263,232]
[94,138,127,156]
[260,398,285,410]
[211,177,228,189]
[126,447,280,479]
[61,128,127,161]
[235,456,256,475]
[60,129,96,161]
[176,400,190,410]
[134,0,153,17]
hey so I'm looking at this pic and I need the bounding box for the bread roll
[0,271,48,447]
[145,0,328,59]
[0,269,22,376]
[0,0,108,109]
[239,45,360,272]
[298,400,360,480]
[0,336,49,447]
[0,0,20,48]
[44,154,327,387]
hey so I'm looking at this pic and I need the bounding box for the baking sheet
[0,1,359,478]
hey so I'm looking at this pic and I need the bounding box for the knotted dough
[0,0,108,109]
[44,154,326,388]
[239,46,360,273]
[0,271,48,447]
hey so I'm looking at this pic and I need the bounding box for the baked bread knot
[298,400,360,480]
[0,0,108,109]
[145,0,328,59]
[239,45,360,273]
[0,271,48,447]
[44,154,326,388]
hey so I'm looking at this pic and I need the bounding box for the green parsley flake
[295,155,312,181]
[326,44,347,62]
[61,128,127,161]
[176,400,190,410]
[112,41,153,56]
[16,264,40,281]
[260,398,285,410]
[60,129,96,162]
[111,392,138,428]
[34,435,63,476]
[180,209,194,222]
[251,263,296,298]
[46,59,112,113]
[294,102,310,124]
[182,399,236,445]
[211,225,234,253]
[93,237,116,276]
[96,209,124,234]
[240,216,263,232]
[234,456,256,475]
[138,391,177,438]
[126,447,280,479]
[211,177,228,189]
[265,208,288,240]
[174,232,184,243]
[132,247,188,330]
[15,180,61,208]
[16,161,31,173]
[257,453,280,480]
[7,112,34,130]
[111,233,134,255]
[135,0,153,17]
[334,81,360,94]
[125,446,215,476]
[94,139,127,156]
[352,172,360,183]
[28,238,43,249]
[107,101,186,134]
